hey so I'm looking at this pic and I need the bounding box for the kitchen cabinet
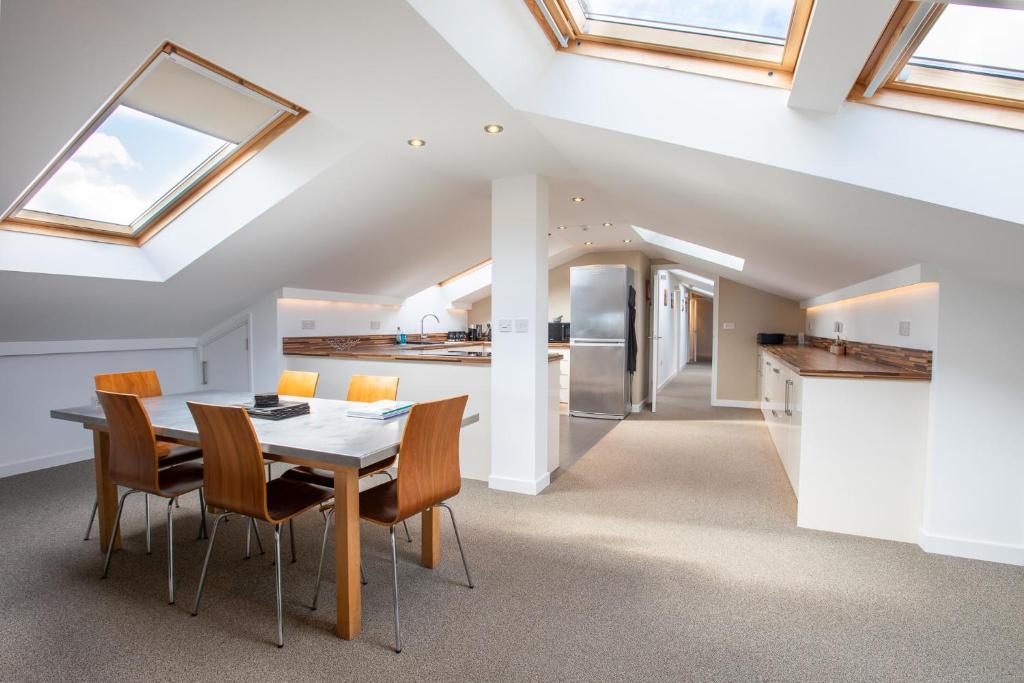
[758,347,930,544]
[558,349,570,404]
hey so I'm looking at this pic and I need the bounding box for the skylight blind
[122,56,280,144]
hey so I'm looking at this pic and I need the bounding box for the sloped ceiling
[1,0,1021,342]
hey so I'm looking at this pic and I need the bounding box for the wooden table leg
[92,429,120,553]
[421,506,441,568]
[334,468,361,639]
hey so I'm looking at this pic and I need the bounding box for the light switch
[498,319,513,333]
[899,321,911,337]
[515,318,529,333]
[722,322,735,330]
[301,319,315,330]
[369,320,381,330]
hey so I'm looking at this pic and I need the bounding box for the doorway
[649,264,714,413]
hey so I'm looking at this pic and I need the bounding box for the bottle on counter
[396,326,405,345]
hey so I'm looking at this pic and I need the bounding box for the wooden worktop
[285,340,562,365]
[761,344,930,380]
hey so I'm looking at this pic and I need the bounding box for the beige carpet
[1,363,1022,681]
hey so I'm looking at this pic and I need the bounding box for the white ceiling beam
[788,0,901,113]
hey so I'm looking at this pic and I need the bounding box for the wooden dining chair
[311,395,473,653]
[86,371,204,550]
[280,374,411,540]
[277,370,319,397]
[97,391,207,605]
[187,402,333,648]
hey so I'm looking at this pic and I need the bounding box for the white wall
[920,269,1024,565]
[806,284,939,349]
[277,286,467,339]
[0,343,198,477]
[655,270,676,389]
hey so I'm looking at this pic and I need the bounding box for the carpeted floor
[1,364,1022,681]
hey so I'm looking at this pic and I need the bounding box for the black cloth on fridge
[627,285,638,373]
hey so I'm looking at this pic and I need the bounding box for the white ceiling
[0,0,1021,341]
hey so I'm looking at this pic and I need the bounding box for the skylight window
[856,2,1024,128]
[632,226,745,271]
[2,43,304,244]
[528,0,813,82]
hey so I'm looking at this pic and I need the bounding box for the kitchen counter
[286,341,562,364]
[760,344,930,380]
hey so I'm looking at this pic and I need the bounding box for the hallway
[0,364,1021,680]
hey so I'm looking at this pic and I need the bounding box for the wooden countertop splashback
[762,339,931,380]
[805,336,932,376]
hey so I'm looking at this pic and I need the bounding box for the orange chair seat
[280,456,396,489]
[359,479,402,526]
[155,443,203,468]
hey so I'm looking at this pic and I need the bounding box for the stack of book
[346,400,414,420]
[242,400,309,420]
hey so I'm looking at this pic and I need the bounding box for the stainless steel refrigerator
[569,264,633,419]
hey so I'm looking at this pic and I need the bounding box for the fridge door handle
[570,341,626,347]
[571,338,626,344]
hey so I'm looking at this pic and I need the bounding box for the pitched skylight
[670,268,715,286]
[897,4,1024,101]
[632,226,745,271]
[3,43,303,243]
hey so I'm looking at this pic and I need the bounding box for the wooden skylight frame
[0,42,306,246]
[851,1,1024,131]
[525,0,815,88]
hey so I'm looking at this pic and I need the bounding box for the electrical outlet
[498,319,512,333]
[370,320,381,330]
[515,318,529,333]
[899,321,911,337]
[723,322,735,330]
[301,319,315,330]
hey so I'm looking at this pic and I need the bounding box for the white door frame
[197,314,254,392]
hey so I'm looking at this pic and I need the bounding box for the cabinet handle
[785,379,793,416]
[770,409,778,417]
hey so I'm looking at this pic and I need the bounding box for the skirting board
[711,399,761,409]
[0,447,92,479]
[919,528,1024,567]
[489,473,551,495]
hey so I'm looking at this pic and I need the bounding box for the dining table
[51,390,480,640]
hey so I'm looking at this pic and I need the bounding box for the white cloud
[74,132,140,170]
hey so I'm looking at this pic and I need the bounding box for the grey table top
[51,391,479,470]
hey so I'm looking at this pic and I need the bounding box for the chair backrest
[187,402,270,521]
[395,395,468,519]
[277,370,319,398]
[96,390,161,492]
[347,375,399,403]
[95,370,163,397]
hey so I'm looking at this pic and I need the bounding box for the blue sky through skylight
[579,0,795,40]
[912,4,1024,74]
[26,106,230,225]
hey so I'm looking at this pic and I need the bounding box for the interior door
[200,322,251,391]
[649,270,660,413]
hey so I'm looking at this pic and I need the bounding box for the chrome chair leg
[197,488,208,540]
[381,471,412,543]
[289,518,297,564]
[101,489,139,579]
[246,517,265,559]
[389,526,401,653]
[166,498,176,604]
[145,493,152,555]
[192,513,229,617]
[84,500,98,541]
[439,503,474,589]
[307,511,364,614]
[265,462,273,481]
[274,524,284,648]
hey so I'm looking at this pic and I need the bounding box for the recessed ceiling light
[483,124,504,134]
[603,222,613,227]
[557,225,567,230]
[623,239,631,243]
[584,241,593,246]
[407,138,426,147]
[571,196,585,203]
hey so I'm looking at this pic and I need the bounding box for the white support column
[489,175,552,495]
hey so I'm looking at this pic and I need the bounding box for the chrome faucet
[420,313,440,340]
